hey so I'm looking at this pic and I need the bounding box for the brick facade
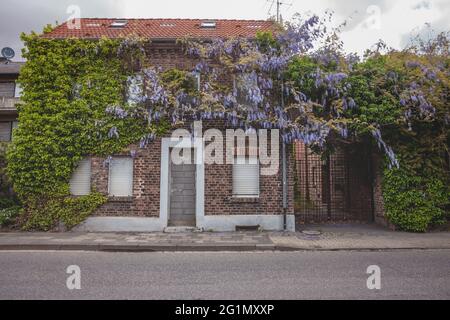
[91,140,162,217]
[91,121,293,218]
[87,41,294,221]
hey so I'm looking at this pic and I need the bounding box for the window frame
[69,158,92,196]
[0,121,13,142]
[108,156,134,197]
[0,81,15,98]
[232,155,260,198]
[14,82,22,98]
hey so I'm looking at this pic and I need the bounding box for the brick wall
[90,42,293,218]
[91,121,292,217]
[92,140,162,217]
[202,120,292,216]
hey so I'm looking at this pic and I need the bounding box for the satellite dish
[1,47,15,60]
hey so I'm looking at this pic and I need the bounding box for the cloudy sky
[1,0,449,60]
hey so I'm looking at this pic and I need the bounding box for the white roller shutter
[69,158,91,195]
[109,157,133,196]
[232,156,259,197]
[0,82,15,97]
[14,82,22,98]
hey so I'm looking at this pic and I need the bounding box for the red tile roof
[43,18,276,40]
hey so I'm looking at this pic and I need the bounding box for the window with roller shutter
[14,82,22,98]
[0,82,15,97]
[108,157,134,197]
[232,155,259,198]
[69,158,91,195]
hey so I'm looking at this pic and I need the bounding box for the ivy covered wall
[6,32,153,230]
[5,20,449,232]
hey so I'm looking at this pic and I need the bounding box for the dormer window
[200,21,216,29]
[247,25,262,29]
[110,20,128,28]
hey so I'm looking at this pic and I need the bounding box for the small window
[69,158,91,196]
[11,121,18,140]
[201,21,216,29]
[108,157,133,197]
[14,82,22,98]
[232,156,259,198]
[193,72,201,91]
[110,20,128,28]
[0,82,15,98]
[234,73,259,106]
[0,122,12,142]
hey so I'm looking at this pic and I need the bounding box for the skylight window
[110,20,128,28]
[160,23,176,27]
[200,21,216,29]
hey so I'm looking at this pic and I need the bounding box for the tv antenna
[267,0,293,23]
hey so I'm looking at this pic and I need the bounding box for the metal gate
[294,142,374,223]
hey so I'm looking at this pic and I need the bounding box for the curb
[0,244,449,252]
[0,243,281,252]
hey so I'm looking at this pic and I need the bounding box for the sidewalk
[0,224,448,252]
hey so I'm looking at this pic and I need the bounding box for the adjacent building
[0,58,22,142]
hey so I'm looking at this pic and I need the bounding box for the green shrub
[0,206,21,226]
[5,33,152,230]
[22,192,107,231]
[0,197,17,209]
[382,167,450,232]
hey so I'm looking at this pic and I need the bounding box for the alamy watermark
[366,265,381,290]
[66,265,81,290]
[170,121,280,176]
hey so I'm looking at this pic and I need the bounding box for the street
[0,250,449,299]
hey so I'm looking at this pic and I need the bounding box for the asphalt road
[0,250,449,299]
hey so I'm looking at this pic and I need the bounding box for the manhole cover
[302,230,321,236]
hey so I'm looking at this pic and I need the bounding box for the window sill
[229,197,260,204]
[108,196,133,202]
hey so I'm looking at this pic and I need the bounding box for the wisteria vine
[103,14,445,168]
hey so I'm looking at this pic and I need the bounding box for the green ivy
[0,206,21,226]
[287,47,449,232]
[22,192,107,231]
[6,32,154,230]
[382,166,450,232]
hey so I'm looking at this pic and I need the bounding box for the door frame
[160,136,204,228]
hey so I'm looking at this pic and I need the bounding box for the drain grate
[301,230,322,236]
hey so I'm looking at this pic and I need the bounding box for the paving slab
[0,224,448,251]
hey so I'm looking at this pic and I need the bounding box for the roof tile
[43,18,276,39]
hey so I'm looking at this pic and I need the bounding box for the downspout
[282,141,287,231]
[281,79,287,231]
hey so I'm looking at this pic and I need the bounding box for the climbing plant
[6,31,157,230]
[7,16,449,232]
[343,34,450,231]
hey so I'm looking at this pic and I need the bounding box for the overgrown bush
[6,33,151,230]
[0,206,21,226]
[22,192,107,231]
[382,167,450,232]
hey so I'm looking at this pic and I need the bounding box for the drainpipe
[282,141,287,231]
[281,79,287,231]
